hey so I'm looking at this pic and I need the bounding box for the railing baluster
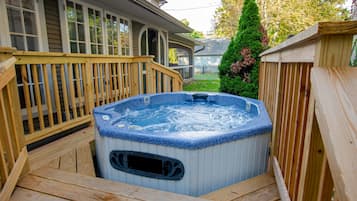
[113,63,118,101]
[127,63,132,97]
[60,64,70,121]
[118,63,124,98]
[105,63,110,104]
[124,63,129,98]
[99,63,105,105]
[81,63,89,114]
[74,63,84,116]
[108,63,113,102]
[20,64,34,133]
[31,64,45,129]
[51,64,62,124]
[68,64,77,119]
[93,63,99,106]
[42,64,54,127]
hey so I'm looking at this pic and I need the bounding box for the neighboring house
[0,0,194,76]
[194,38,230,74]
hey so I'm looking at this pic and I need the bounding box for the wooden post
[146,62,154,94]
[129,63,139,96]
[84,62,94,121]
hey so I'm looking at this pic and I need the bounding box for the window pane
[68,22,76,40]
[22,0,35,10]
[26,36,38,51]
[97,27,102,43]
[98,45,103,54]
[79,43,86,53]
[114,47,118,55]
[6,0,20,7]
[89,27,95,42]
[108,46,113,55]
[11,35,25,50]
[77,23,85,41]
[91,45,96,54]
[66,1,75,22]
[76,4,83,22]
[24,11,37,34]
[70,42,78,53]
[7,7,23,33]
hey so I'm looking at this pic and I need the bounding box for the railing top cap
[260,21,357,57]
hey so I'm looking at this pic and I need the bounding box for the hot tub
[94,92,272,196]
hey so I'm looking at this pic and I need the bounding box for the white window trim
[139,26,168,65]
[59,0,132,56]
[0,0,48,51]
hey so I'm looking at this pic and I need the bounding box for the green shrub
[219,0,266,99]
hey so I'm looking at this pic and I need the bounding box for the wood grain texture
[261,21,357,56]
[311,67,357,201]
[30,168,209,201]
[201,174,277,201]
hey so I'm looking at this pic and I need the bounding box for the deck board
[10,187,69,201]
[201,174,280,201]
[28,126,95,176]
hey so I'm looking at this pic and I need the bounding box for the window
[6,0,39,51]
[120,18,130,56]
[139,28,166,65]
[64,2,130,55]
[66,1,86,53]
[106,14,119,55]
[88,8,103,54]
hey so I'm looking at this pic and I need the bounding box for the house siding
[44,0,63,52]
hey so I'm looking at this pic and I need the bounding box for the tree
[214,0,244,38]
[219,0,266,98]
[181,19,204,39]
[214,0,349,46]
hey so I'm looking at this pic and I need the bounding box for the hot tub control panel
[109,151,185,180]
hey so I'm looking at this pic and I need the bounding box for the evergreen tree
[219,0,264,98]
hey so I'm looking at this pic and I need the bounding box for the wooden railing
[0,48,29,201]
[0,49,183,145]
[259,21,357,201]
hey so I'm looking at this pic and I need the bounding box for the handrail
[311,67,357,201]
[0,54,29,200]
[0,48,183,145]
[258,21,357,201]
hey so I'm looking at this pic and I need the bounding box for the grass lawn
[183,73,220,92]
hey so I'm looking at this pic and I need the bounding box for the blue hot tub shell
[94,92,272,196]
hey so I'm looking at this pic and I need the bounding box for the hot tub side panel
[96,131,270,196]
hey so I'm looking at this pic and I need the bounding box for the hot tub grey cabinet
[94,92,272,196]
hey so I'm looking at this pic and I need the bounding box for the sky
[162,0,353,35]
[162,0,221,34]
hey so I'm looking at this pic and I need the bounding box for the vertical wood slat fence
[0,48,29,201]
[0,50,183,145]
[259,21,357,201]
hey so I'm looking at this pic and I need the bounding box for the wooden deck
[201,174,280,201]
[10,127,280,201]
